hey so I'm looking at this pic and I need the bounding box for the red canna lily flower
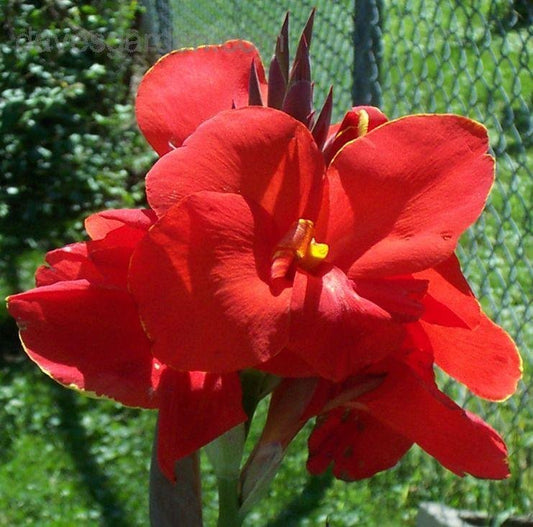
[131,28,520,396]
[128,104,521,395]
[6,209,246,481]
[304,345,511,481]
[7,11,522,496]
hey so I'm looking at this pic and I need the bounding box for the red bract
[7,209,246,481]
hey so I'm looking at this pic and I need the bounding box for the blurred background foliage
[0,0,154,292]
[0,0,531,525]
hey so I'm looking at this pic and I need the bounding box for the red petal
[37,210,157,290]
[157,370,246,481]
[307,408,412,480]
[416,254,480,329]
[7,280,161,408]
[136,41,267,155]
[35,243,102,286]
[146,107,324,232]
[85,209,157,240]
[319,115,494,277]
[288,266,405,381]
[85,238,139,288]
[360,360,510,478]
[418,314,522,401]
[129,191,292,373]
[87,227,155,289]
[354,277,428,323]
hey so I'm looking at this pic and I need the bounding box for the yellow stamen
[357,109,370,136]
[301,238,329,268]
[271,219,329,280]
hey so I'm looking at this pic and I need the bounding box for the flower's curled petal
[130,191,292,373]
[323,106,388,164]
[136,41,267,155]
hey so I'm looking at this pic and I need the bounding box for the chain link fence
[378,1,532,519]
[145,0,532,518]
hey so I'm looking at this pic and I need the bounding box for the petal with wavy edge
[359,360,510,478]
[7,280,161,408]
[146,107,325,233]
[136,41,267,155]
[319,115,494,277]
[157,370,246,481]
[130,191,292,373]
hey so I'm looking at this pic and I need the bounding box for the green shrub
[0,0,154,291]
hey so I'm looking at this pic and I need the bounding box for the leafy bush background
[0,0,154,292]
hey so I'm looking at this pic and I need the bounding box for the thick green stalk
[205,425,246,526]
[216,476,242,527]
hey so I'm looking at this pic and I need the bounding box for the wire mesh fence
[378,1,532,518]
[145,0,532,518]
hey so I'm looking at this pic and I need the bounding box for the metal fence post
[141,0,175,54]
[352,0,383,106]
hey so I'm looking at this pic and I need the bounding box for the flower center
[271,219,329,280]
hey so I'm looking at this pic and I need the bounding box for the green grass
[0,1,531,525]
[0,361,530,526]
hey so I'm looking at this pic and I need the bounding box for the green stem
[216,476,242,527]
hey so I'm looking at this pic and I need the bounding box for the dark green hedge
[0,0,155,288]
